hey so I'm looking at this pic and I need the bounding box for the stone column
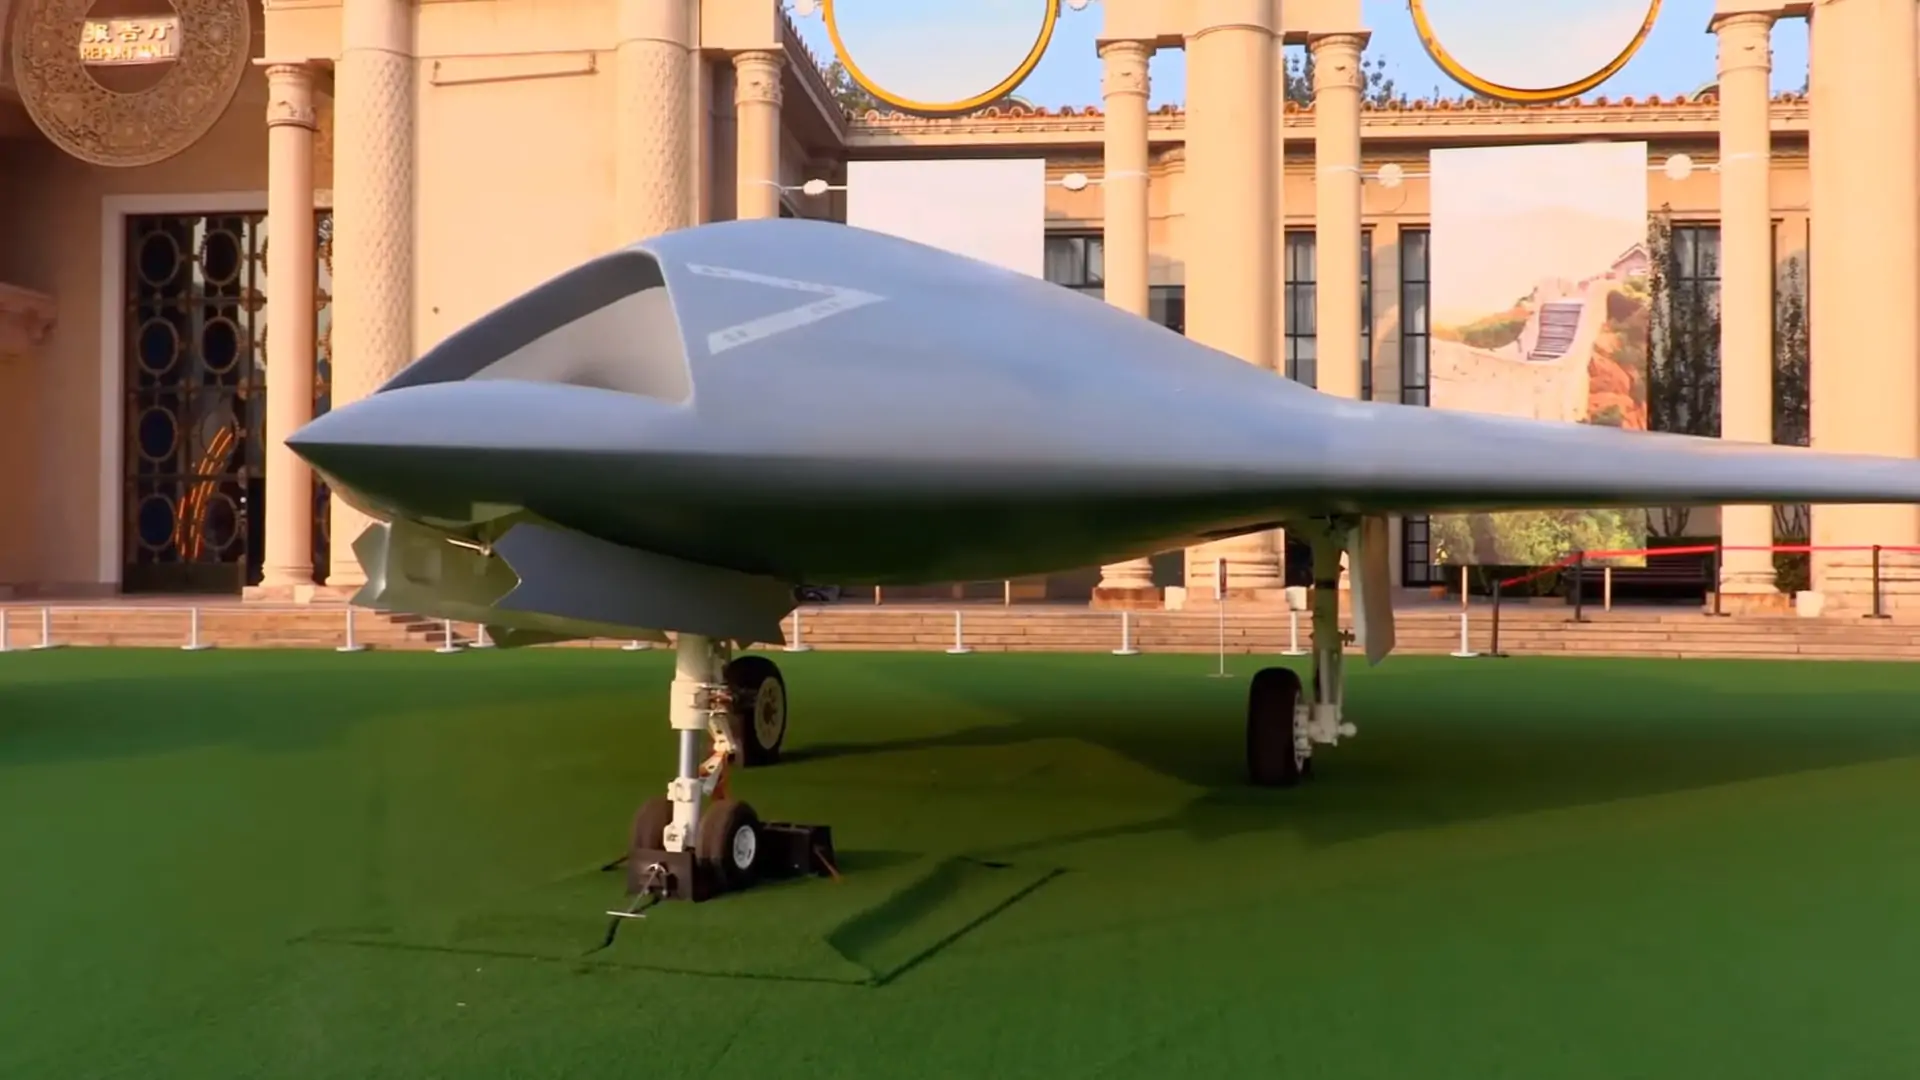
[1807,0,1920,609]
[1092,39,1162,609]
[254,60,319,598]
[1712,11,1779,601]
[617,0,696,243]
[328,0,415,589]
[1370,218,1405,585]
[1182,0,1283,598]
[732,49,784,221]
[1310,32,1367,401]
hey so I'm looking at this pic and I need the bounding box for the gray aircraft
[289,217,1920,898]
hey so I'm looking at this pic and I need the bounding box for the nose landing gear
[622,633,835,904]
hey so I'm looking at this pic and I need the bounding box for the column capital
[1307,30,1370,55]
[732,49,784,107]
[1308,31,1368,92]
[1099,40,1153,99]
[1712,11,1775,75]
[1708,10,1778,35]
[257,59,319,130]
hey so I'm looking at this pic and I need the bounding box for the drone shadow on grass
[779,655,1920,854]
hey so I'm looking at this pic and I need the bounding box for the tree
[1644,204,1722,537]
[1283,49,1411,105]
[819,58,880,116]
[818,58,1028,119]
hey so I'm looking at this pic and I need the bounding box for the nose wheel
[622,636,833,904]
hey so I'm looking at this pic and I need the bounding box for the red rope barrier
[1489,541,1920,590]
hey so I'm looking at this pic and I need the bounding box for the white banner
[845,158,1046,278]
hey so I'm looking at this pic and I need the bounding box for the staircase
[8,602,1920,662]
[1527,300,1584,360]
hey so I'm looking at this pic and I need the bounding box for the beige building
[0,0,1912,612]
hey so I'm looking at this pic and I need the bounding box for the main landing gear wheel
[723,655,788,767]
[1247,667,1311,788]
[696,799,763,890]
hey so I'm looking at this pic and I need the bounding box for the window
[1044,233,1104,296]
[1398,228,1436,586]
[1399,228,1430,407]
[1650,224,1722,438]
[1284,230,1316,385]
[1282,229,1373,393]
[1150,284,1185,335]
[1046,232,1185,334]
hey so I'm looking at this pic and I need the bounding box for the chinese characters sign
[79,16,182,66]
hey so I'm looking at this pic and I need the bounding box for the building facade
[0,0,1909,612]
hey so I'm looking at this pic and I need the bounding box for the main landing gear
[1246,526,1360,788]
[621,633,835,904]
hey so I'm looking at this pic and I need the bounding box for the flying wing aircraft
[288,217,1920,900]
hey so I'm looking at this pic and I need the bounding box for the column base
[1705,590,1793,616]
[1089,586,1164,611]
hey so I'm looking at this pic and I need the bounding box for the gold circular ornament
[10,0,253,168]
[822,0,1059,117]
[1408,0,1662,104]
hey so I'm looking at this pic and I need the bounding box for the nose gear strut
[619,633,836,903]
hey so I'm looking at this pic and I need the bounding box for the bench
[1566,553,1712,605]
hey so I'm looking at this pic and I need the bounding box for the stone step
[4,603,1918,661]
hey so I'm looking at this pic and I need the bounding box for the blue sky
[793,0,1812,109]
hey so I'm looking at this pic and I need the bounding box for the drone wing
[1292,400,1920,516]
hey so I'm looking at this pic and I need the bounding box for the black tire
[696,799,763,891]
[631,796,674,853]
[723,655,788,767]
[1247,666,1310,788]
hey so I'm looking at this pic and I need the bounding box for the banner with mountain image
[1427,142,1651,569]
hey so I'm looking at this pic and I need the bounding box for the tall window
[1399,228,1430,406]
[1044,233,1104,296]
[1282,229,1373,393]
[1398,227,1436,585]
[1045,232,1184,333]
[1648,223,1722,440]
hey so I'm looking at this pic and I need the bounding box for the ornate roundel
[10,0,253,168]
[822,0,1059,117]
[1409,0,1663,104]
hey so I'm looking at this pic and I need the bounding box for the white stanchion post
[181,606,214,651]
[436,618,462,654]
[0,608,9,653]
[471,623,495,648]
[336,604,368,653]
[1112,610,1140,656]
[1209,557,1231,678]
[784,608,814,653]
[946,609,972,655]
[1450,609,1479,658]
[32,606,59,650]
[1604,566,1614,612]
[1281,608,1308,656]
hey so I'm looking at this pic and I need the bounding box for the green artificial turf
[5,647,1920,1078]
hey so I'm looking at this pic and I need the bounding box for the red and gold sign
[78,15,181,65]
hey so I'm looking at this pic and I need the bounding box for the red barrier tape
[1491,543,1920,590]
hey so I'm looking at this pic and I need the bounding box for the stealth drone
[289,218,1920,899]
